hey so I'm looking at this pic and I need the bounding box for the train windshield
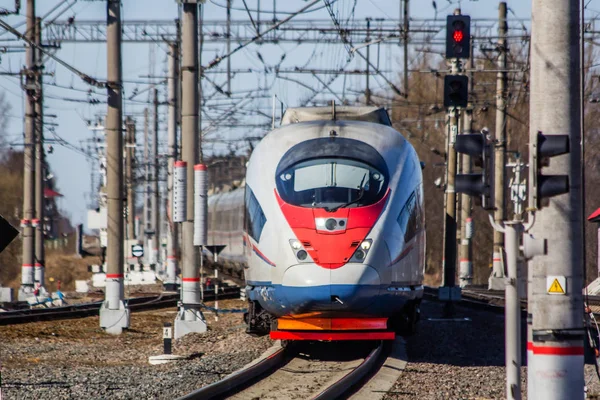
[277,158,387,210]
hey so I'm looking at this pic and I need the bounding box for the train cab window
[397,191,422,243]
[276,158,387,211]
[245,187,266,242]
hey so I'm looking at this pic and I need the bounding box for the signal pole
[143,108,151,261]
[19,0,37,301]
[34,16,47,296]
[527,0,584,397]
[174,0,207,339]
[100,0,130,334]
[439,9,470,310]
[166,40,180,291]
[490,2,508,290]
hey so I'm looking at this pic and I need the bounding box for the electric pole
[490,2,508,290]
[402,0,409,98]
[152,88,160,265]
[19,0,37,301]
[458,50,474,288]
[100,0,130,334]
[125,116,136,241]
[166,40,180,291]
[527,0,584,397]
[226,0,231,95]
[365,17,371,105]
[143,107,151,261]
[174,0,207,339]
[34,16,46,296]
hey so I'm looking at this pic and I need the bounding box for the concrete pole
[459,48,474,288]
[19,0,36,301]
[143,108,151,261]
[490,2,508,289]
[33,16,46,296]
[125,117,136,241]
[175,1,206,339]
[504,221,522,399]
[459,109,473,287]
[365,18,371,106]
[528,0,584,397]
[166,41,180,291]
[152,88,160,265]
[226,0,231,95]
[100,0,129,334]
[402,0,409,98]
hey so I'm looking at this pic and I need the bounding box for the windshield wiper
[326,173,367,213]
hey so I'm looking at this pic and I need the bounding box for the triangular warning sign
[548,278,565,294]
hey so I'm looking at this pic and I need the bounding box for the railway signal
[454,132,495,210]
[444,75,469,108]
[446,15,471,59]
[530,131,570,209]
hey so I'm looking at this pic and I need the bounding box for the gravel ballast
[0,299,272,399]
[385,300,600,399]
[3,297,600,399]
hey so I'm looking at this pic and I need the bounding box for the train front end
[243,107,425,341]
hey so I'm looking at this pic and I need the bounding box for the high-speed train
[208,106,425,340]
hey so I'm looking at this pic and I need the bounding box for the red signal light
[453,29,464,42]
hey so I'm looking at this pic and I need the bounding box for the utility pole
[100,0,130,335]
[19,0,37,301]
[226,0,231,95]
[125,117,136,241]
[527,0,584,397]
[365,17,371,105]
[490,2,508,290]
[34,16,47,296]
[152,88,160,266]
[166,40,180,291]
[143,108,151,261]
[459,42,474,288]
[174,0,207,339]
[402,0,409,98]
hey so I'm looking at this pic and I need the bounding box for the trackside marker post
[163,323,172,355]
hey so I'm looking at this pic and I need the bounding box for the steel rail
[0,287,240,325]
[177,345,290,400]
[311,341,385,400]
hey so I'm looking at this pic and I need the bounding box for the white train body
[208,107,425,338]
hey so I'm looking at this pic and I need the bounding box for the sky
[0,0,537,229]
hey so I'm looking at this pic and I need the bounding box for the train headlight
[354,249,366,261]
[296,250,308,261]
[350,239,372,263]
[290,239,302,250]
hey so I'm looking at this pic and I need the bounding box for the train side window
[245,187,267,242]
[397,191,418,243]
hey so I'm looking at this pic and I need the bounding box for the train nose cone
[280,263,381,313]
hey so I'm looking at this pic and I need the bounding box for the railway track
[179,340,391,400]
[0,286,241,325]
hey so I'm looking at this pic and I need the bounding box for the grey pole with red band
[528,0,584,396]
[100,0,130,334]
[165,41,181,292]
[174,0,206,339]
[19,0,37,301]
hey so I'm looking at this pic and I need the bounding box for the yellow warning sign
[546,275,567,295]
[548,279,565,294]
